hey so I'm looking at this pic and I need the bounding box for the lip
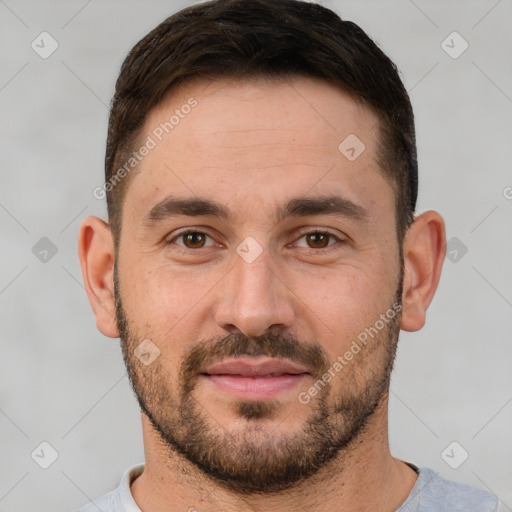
[200,357,310,400]
[203,356,310,377]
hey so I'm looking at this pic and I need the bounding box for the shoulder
[400,466,500,512]
[73,489,117,512]
[71,464,145,512]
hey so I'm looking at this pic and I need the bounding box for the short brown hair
[105,0,418,248]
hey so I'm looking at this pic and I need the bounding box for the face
[114,77,403,493]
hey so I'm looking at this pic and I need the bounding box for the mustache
[114,268,327,383]
[180,331,330,392]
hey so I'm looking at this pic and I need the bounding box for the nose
[213,246,295,338]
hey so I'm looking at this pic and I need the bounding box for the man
[75,0,502,510]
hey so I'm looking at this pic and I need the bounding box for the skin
[78,76,446,511]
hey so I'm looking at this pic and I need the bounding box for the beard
[114,262,403,495]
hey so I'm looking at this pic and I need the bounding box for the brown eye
[305,232,331,249]
[167,230,215,250]
[294,230,342,251]
[182,231,207,248]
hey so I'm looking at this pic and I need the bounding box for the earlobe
[77,216,119,338]
[400,210,446,332]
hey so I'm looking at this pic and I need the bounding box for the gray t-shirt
[74,462,502,511]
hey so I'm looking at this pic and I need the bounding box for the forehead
[123,76,392,227]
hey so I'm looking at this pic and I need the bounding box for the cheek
[300,264,391,321]
[295,265,397,355]
[124,263,218,347]
[128,263,194,311]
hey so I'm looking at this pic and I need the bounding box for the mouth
[200,356,311,400]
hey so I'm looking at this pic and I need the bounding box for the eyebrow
[142,194,369,227]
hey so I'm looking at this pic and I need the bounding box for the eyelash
[166,228,344,253]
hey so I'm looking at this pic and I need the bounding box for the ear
[77,215,119,338]
[400,210,446,332]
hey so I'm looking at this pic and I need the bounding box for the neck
[131,392,418,512]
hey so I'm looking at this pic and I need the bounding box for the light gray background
[1,1,511,511]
